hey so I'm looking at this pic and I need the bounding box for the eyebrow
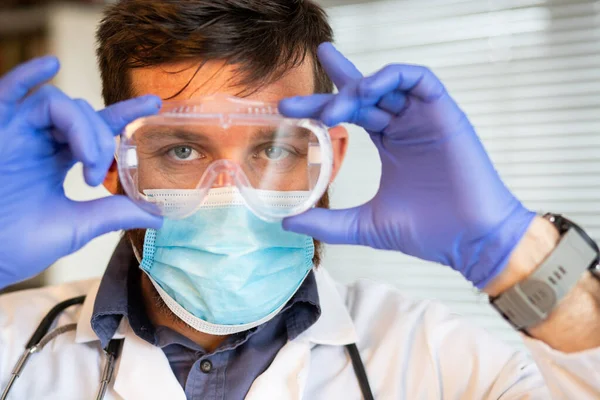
[249,127,310,141]
[138,126,310,144]
[138,128,204,144]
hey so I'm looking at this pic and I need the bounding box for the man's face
[104,58,348,259]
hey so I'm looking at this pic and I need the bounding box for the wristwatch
[491,214,600,330]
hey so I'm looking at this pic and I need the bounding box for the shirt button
[200,359,213,373]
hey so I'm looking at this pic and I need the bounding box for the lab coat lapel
[75,276,185,399]
[113,322,186,400]
[246,267,358,399]
[295,267,358,346]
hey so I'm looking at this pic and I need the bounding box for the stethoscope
[0,296,375,400]
[0,296,122,400]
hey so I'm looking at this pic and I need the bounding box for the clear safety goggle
[117,95,333,221]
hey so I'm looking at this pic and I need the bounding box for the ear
[103,159,119,194]
[328,125,349,183]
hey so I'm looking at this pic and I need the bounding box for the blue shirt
[91,237,320,399]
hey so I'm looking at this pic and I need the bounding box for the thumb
[71,195,163,250]
[282,207,363,245]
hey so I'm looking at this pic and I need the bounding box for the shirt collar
[281,271,320,340]
[90,236,155,348]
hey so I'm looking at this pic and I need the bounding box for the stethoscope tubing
[0,297,85,400]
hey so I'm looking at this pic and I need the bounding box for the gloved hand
[280,43,535,289]
[0,57,163,290]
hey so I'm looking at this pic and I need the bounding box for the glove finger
[319,84,392,132]
[317,42,363,89]
[74,99,116,187]
[354,107,392,133]
[98,95,162,134]
[377,90,408,115]
[25,86,100,166]
[70,195,163,252]
[282,206,364,245]
[278,94,334,119]
[319,84,361,126]
[281,91,390,133]
[0,56,59,105]
[359,64,446,102]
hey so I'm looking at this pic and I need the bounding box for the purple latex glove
[0,57,163,290]
[280,43,535,289]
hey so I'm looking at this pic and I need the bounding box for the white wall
[44,5,122,285]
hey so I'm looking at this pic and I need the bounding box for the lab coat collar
[294,267,358,346]
[245,268,358,400]
[113,322,185,399]
[76,280,185,399]
[75,280,101,344]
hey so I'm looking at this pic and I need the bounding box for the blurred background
[1,0,599,351]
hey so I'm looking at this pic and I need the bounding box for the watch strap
[492,221,598,330]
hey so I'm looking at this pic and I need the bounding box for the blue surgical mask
[140,188,315,335]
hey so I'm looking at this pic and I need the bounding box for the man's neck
[140,273,228,352]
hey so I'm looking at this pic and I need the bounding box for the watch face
[520,279,557,312]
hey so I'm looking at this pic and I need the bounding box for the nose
[206,159,241,189]
[212,170,235,188]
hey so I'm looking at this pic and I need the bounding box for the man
[1,1,600,398]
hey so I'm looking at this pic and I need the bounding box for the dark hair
[100,0,334,266]
[96,0,334,105]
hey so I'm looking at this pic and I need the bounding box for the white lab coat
[1,267,600,399]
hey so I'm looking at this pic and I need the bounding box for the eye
[261,146,290,161]
[167,146,200,161]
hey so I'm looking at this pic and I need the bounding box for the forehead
[130,59,315,102]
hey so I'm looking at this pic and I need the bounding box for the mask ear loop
[130,236,143,264]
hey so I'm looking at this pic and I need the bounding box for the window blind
[322,0,600,349]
